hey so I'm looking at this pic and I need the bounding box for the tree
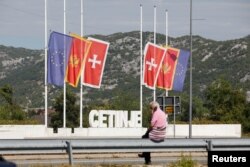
[109,90,139,111]
[204,78,245,122]
[50,87,79,128]
[178,93,209,122]
[241,103,250,132]
[0,84,26,121]
[0,84,13,105]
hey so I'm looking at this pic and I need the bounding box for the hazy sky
[0,0,249,49]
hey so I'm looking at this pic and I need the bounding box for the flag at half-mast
[157,47,180,90]
[82,37,110,88]
[65,33,92,87]
[47,31,73,87]
[143,42,167,90]
[172,49,190,92]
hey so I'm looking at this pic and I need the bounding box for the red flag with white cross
[143,42,167,90]
[82,37,109,88]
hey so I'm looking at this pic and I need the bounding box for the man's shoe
[145,161,151,165]
[138,153,144,158]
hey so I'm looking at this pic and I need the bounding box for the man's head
[149,101,159,111]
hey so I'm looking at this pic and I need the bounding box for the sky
[0,0,249,49]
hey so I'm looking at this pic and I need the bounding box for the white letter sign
[89,110,142,128]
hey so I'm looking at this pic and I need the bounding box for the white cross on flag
[143,42,167,90]
[82,37,110,88]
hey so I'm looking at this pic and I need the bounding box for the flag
[157,47,180,90]
[65,34,92,87]
[47,31,73,86]
[82,37,110,88]
[172,49,190,92]
[143,42,166,90]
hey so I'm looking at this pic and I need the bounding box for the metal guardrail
[1,138,250,165]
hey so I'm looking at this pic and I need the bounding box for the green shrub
[0,119,39,125]
[0,104,26,120]
[169,155,197,167]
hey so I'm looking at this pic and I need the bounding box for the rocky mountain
[0,31,249,108]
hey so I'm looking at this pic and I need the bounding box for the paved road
[4,152,208,166]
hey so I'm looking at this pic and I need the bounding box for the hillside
[0,31,249,108]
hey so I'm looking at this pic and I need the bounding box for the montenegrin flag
[172,49,190,92]
[82,37,110,88]
[157,47,180,90]
[65,33,92,87]
[47,31,73,87]
[143,42,167,90]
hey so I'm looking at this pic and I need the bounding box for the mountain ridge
[0,31,249,108]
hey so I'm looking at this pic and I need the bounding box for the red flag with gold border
[65,34,92,87]
[157,47,180,90]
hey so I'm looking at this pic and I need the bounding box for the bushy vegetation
[48,78,250,135]
[0,84,25,120]
[0,84,38,124]
[49,87,80,129]
[172,78,250,133]
[1,76,250,134]
[169,155,197,167]
[49,88,141,128]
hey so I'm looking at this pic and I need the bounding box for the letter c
[89,110,99,127]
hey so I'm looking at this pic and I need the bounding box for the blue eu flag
[47,32,73,86]
[172,49,190,92]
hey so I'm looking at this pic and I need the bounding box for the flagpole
[63,0,67,128]
[189,0,193,138]
[140,4,143,113]
[80,0,83,128]
[44,0,48,127]
[153,5,156,101]
[165,9,168,97]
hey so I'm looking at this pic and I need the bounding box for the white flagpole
[80,0,83,128]
[44,0,48,127]
[165,9,169,97]
[153,5,156,101]
[140,4,143,113]
[63,0,67,128]
[189,0,193,138]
